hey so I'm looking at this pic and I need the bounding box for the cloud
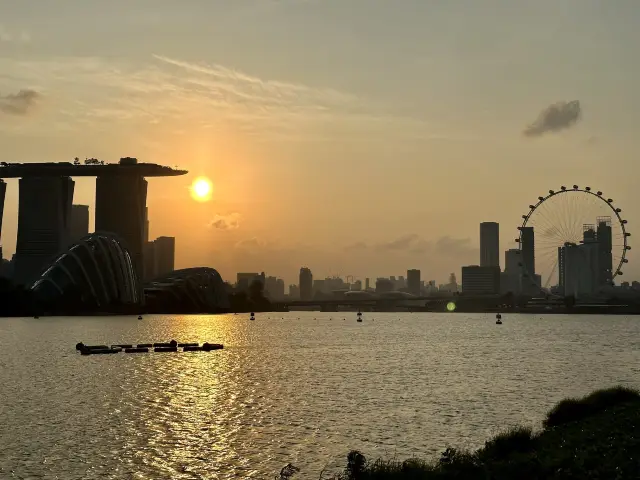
[523,100,582,137]
[0,89,40,115]
[375,234,431,254]
[434,236,476,256]
[344,241,368,252]
[0,54,456,141]
[209,213,241,230]
[0,25,30,43]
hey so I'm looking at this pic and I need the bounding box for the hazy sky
[1,0,640,285]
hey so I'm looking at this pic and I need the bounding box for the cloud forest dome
[31,232,141,307]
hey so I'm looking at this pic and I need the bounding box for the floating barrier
[183,346,203,352]
[125,347,149,353]
[154,346,178,353]
[77,341,222,355]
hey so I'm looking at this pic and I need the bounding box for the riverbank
[328,386,640,479]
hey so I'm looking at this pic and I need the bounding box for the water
[1,313,639,479]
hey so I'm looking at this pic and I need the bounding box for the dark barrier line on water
[75,341,224,355]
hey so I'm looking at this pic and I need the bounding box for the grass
[317,386,640,480]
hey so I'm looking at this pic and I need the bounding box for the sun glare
[191,177,213,202]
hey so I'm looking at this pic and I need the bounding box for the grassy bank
[324,386,640,480]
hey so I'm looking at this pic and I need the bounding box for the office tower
[143,240,156,281]
[237,272,260,291]
[289,284,300,299]
[504,249,521,274]
[13,177,75,285]
[0,180,5,254]
[299,267,313,300]
[519,226,535,279]
[365,278,370,290]
[597,217,613,285]
[376,278,394,293]
[69,204,90,244]
[480,222,500,267]
[95,175,147,283]
[154,236,175,277]
[265,276,285,300]
[407,269,421,295]
[462,265,500,294]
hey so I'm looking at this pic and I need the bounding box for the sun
[190,177,213,202]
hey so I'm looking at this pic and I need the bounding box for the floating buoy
[75,342,85,351]
[357,311,363,322]
[496,313,503,325]
[138,315,143,320]
[34,316,39,319]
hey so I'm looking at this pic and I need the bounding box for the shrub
[544,386,640,428]
[479,426,535,460]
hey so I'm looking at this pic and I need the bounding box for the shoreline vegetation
[280,386,640,479]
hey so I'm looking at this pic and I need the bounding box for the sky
[1,0,640,286]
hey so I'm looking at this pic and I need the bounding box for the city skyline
[2,1,640,284]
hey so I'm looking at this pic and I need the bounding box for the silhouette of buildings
[480,222,500,268]
[13,177,75,286]
[265,276,285,300]
[558,218,614,297]
[519,226,536,280]
[153,236,175,277]
[95,174,147,286]
[461,265,500,294]
[407,269,421,295]
[375,278,394,293]
[299,267,313,300]
[288,284,300,299]
[236,272,265,291]
[69,205,89,245]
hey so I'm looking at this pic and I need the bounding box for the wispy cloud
[0,89,40,115]
[524,100,582,137]
[209,213,241,230]
[0,53,458,141]
[346,234,476,257]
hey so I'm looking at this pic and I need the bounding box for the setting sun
[190,177,213,202]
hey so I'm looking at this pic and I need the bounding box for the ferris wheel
[517,185,630,293]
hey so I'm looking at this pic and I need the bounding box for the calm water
[1,313,639,479]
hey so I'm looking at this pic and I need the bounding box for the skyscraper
[480,222,500,267]
[299,267,313,300]
[95,174,147,283]
[407,269,421,295]
[69,204,90,244]
[597,217,613,285]
[519,226,535,280]
[13,177,75,285]
[504,249,521,274]
[154,236,175,277]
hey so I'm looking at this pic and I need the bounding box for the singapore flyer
[518,186,630,296]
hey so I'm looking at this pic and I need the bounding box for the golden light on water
[190,177,213,202]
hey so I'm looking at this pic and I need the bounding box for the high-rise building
[69,204,90,244]
[407,269,421,295]
[154,236,175,277]
[0,179,6,254]
[143,240,156,281]
[462,265,500,295]
[265,276,285,300]
[597,217,613,286]
[299,267,313,300]
[365,278,370,290]
[351,279,362,291]
[95,174,147,284]
[375,278,394,293]
[13,177,75,285]
[289,284,300,299]
[504,249,521,274]
[480,222,500,267]
[236,272,260,291]
[519,226,535,280]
